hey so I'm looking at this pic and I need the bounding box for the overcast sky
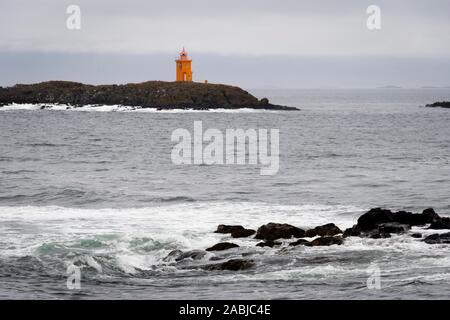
[1,0,450,88]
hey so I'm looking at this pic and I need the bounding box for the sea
[0,88,449,299]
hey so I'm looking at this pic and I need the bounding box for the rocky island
[426,101,450,109]
[0,81,298,111]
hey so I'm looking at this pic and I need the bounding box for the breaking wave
[0,103,281,113]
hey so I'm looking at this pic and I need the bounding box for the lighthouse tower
[175,47,193,82]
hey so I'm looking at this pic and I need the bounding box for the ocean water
[0,88,449,299]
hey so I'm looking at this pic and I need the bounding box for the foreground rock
[206,242,239,251]
[357,208,439,230]
[426,101,450,109]
[231,228,256,238]
[215,225,245,234]
[429,217,450,230]
[344,208,442,238]
[423,233,450,244]
[305,223,342,237]
[204,259,255,271]
[255,223,305,241]
[0,81,298,111]
[290,236,344,247]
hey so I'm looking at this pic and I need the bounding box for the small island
[0,81,298,111]
[0,48,298,111]
[426,101,450,109]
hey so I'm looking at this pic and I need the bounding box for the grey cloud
[1,1,449,88]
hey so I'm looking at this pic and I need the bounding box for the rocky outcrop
[290,236,344,247]
[231,228,256,238]
[428,217,450,230]
[423,233,450,244]
[426,101,450,109]
[162,207,450,274]
[344,208,441,238]
[204,259,255,271]
[205,242,239,251]
[214,224,255,237]
[255,223,305,241]
[357,208,438,230]
[305,223,342,237]
[0,81,298,111]
[215,225,245,234]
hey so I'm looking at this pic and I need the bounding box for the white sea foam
[0,103,280,113]
[0,202,359,254]
[0,202,362,276]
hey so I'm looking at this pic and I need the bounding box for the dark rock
[428,217,450,230]
[343,226,361,238]
[357,208,394,231]
[423,232,450,244]
[205,242,239,251]
[204,259,255,271]
[305,223,342,237]
[411,233,422,238]
[259,97,269,105]
[378,222,410,234]
[231,228,256,238]
[356,208,441,231]
[345,208,442,239]
[0,81,298,111]
[307,236,344,246]
[394,209,440,226]
[255,223,305,241]
[422,208,440,222]
[256,240,281,248]
[215,224,245,234]
[289,239,311,246]
[426,101,450,109]
[255,222,305,240]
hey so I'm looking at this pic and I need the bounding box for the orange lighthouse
[175,47,193,82]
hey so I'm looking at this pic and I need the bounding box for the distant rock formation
[0,81,298,111]
[426,101,450,108]
[377,85,403,89]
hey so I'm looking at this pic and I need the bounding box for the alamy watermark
[64,5,380,31]
[66,265,81,290]
[66,5,81,30]
[366,263,381,290]
[366,5,381,30]
[171,121,279,175]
